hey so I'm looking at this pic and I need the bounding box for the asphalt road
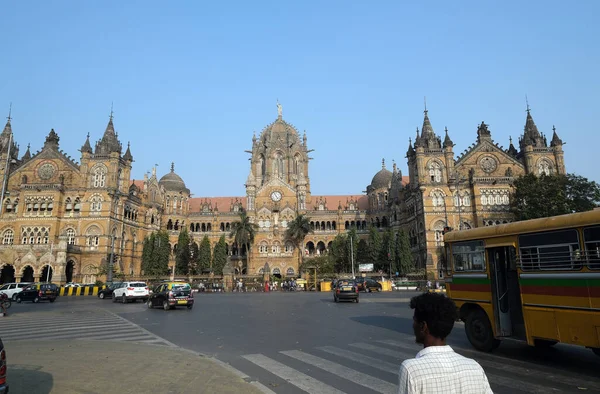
[3,292,600,394]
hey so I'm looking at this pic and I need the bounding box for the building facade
[0,104,565,284]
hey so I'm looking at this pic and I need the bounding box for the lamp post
[350,235,355,279]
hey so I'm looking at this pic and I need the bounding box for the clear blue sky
[2,1,599,197]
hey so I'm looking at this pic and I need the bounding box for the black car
[355,277,382,292]
[98,282,122,299]
[0,336,7,393]
[16,283,58,303]
[334,280,359,303]
[147,282,194,310]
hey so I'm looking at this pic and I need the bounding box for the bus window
[518,229,581,271]
[583,226,600,270]
[452,241,485,272]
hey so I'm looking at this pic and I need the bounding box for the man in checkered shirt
[398,292,493,393]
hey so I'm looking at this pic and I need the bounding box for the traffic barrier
[59,286,105,296]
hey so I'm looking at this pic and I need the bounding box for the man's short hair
[410,292,458,339]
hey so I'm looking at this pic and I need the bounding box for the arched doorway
[305,241,315,256]
[41,265,53,282]
[22,266,34,283]
[0,265,15,283]
[316,241,326,255]
[272,267,281,279]
[65,260,75,283]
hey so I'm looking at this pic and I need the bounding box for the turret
[443,127,455,179]
[551,126,566,174]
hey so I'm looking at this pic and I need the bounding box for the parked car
[97,282,123,299]
[16,283,59,303]
[112,281,149,303]
[148,282,194,310]
[0,336,8,393]
[355,277,382,292]
[333,279,359,303]
[0,282,33,301]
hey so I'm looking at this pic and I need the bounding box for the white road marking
[281,350,396,394]
[317,345,399,374]
[242,353,345,394]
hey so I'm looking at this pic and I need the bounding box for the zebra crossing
[0,309,175,347]
[236,333,600,394]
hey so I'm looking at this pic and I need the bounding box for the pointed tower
[413,107,445,186]
[550,126,566,174]
[123,142,133,162]
[506,137,518,157]
[95,110,122,156]
[21,143,31,161]
[443,127,455,179]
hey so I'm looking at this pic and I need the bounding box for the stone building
[0,103,564,284]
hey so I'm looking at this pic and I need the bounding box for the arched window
[66,228,76,245]
[433,220,446,247]
[259,241,268,254]
[537,160,552,176]
[430,190,445,207]
[428,161,442,183]
[86,225,101,247]
[274,152,284,179]
[92,165,107,188]
[2,229,14,245]
[284,242,294,253]
[90,195,103,213]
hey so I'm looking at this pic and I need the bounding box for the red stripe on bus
[448,283,491,293]
[520,285,589,298]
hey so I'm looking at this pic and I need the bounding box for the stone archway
[21,266,34,283]
[41,265,53,283]
[65,260,76,283]
[0,264,15,284]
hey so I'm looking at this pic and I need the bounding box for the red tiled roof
[189,197,246,212]
[131,179,145,189]
[308,195,369,210]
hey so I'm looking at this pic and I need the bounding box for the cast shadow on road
[8,364,54,394]
[350,315,414,337]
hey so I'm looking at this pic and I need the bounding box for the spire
[95,106,122,155]
[381,158,386,169]
[419,104,441,149]
[507,136,518,157]
[392,160,398,174]
[171,162,175,173]
[407,137,415,156]
[123,141,133,161]
[476,121,491,143]
[550,125,564,147]
[44,129,60,150]
[413,127,424,148]
[443,126,454,148]
[522,102,544,148]
[21,143,31,161]
[81,132,92,154]
[2,103,12,136]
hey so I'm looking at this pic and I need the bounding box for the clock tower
[244,103,312,276]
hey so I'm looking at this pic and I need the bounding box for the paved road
[2,292,600,394]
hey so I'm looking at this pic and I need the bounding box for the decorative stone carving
[38,162,57,180]
[479,156,498,173]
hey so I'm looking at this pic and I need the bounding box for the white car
[112,281,149,304]
[0,282,33,301]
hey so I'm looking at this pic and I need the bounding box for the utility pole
[350,235,355,279]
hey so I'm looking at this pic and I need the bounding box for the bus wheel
[465,309,500,352]
[592,348,600,357]
[534,339,558,348]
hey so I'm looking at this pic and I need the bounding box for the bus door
[487,246,516,337]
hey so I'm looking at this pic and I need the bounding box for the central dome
[260,118,300,144]
[159,163,189,193]
[370,160,392,189]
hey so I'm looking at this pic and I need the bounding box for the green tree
[300,255,335,276]
[368,225,382,265]
[284,214,313,270]
[356,238,370,265]
[175,228,191,275]
[511,173,600,221]
[380,228,395,275]
[230,210,258,260]
[346,228,359,274]
[212,235,228,275]
[396,229,414,276]
[142,230,170,277]
[329,234,348,273]
[198,235,212,273]
[189,241,199,275]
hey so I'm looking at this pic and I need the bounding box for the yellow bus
[443,209,600,356]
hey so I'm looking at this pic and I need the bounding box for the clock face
[270,191,282,202]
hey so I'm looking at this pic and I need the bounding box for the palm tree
[229,210,258,272]
[285,214,313,272]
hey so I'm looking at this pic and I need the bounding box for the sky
[1,1,599,197]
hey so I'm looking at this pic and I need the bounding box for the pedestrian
[398,292,493,394]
